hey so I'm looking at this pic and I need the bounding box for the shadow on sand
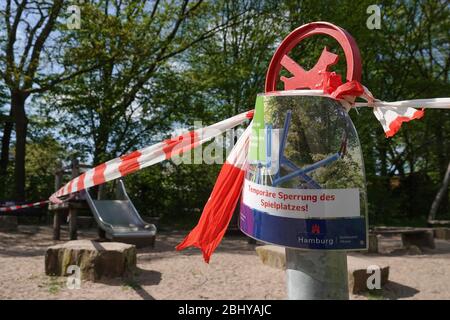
[93,267,162,300]
[137,230,258,258]
[381,281,420,299]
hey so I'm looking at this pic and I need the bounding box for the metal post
[285,248,349,300]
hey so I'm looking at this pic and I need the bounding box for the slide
[84,179,157,248]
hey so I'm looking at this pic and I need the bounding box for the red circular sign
[265,22,362,93]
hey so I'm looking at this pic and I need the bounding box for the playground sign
[240,93,368,250]
[239,22,377,252]
[241,180,366,250]
[238,22,377,252]
[242,180,360,219]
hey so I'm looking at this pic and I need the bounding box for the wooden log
[368,233,379,253]
[401,230,435,249]
[433,228,450,240]
[254,245,390,294]
[347,256,389,294]
[428,220,450,227]
[45,240,136,281]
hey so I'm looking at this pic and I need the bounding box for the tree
[45,0,250,165]
[24,133,66,201]
[0,80,10,176]
[182,0,282,119]
[0,0,103,200]
[428,162,450,221]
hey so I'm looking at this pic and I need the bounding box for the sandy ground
[0,225,449,300]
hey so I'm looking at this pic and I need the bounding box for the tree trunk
[378,139,388,177]
[428,162,450,222]
[93,141,108,166]
[434,118,448,213]
[0,108,14,176]
[93,120,110,165]
[11,91,29,201]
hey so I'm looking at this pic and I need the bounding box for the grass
[121,277,142,291]
[38,276,65,295]
[366,289,386,300]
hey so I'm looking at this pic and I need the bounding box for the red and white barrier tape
[176,123,252,262]
[49,110,254,203]
[267,85,449,137]
[2,86,449,212]
[1,111,253,212]
[0,200,49,213]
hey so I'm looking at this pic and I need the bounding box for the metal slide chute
[84,179,157,247]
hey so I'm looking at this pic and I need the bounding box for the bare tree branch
[27,60,110,94]
[4,0,28,86]
[150,0,160,19]
[23,0,63,89]
[17,11,46,73]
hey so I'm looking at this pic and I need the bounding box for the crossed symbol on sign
[280,47,339,91]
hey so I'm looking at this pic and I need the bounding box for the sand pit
[0,225,449,300]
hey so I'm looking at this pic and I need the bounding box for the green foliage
[0,0,449,226]
[25,135,66,200]
[0,133,66,201]
[123,156,222,228]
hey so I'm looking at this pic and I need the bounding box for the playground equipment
[84,179,157,248]
[50,158,156,247]
[49,159,90,240]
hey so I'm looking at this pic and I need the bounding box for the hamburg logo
[311,224,321,234]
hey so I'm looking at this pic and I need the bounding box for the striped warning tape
[2,89,448,212]
[0,200,49,213]
[0,110,254,212]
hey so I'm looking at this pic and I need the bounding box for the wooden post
[98,227,106,240]
[53,211,61,240]
[54,161,63,192]
[68,158,80,240]
[69,208,78,240]
[97,180,106,240]
[71,158,80,196]
[52,161,63,240]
